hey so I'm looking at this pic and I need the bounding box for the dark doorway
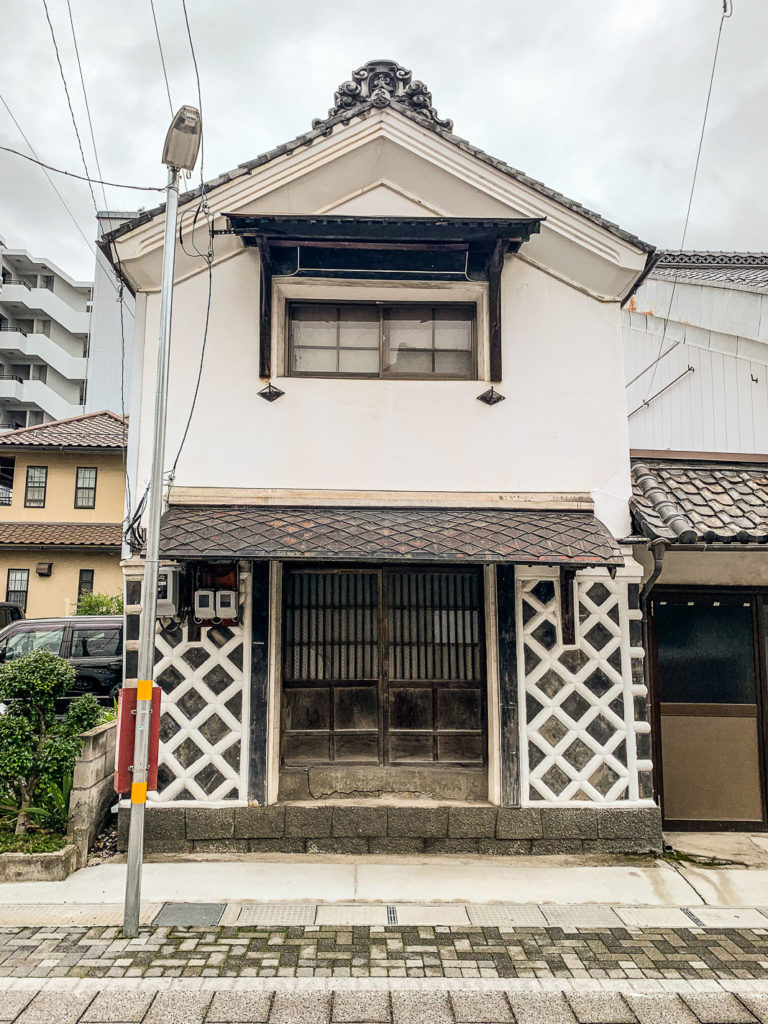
[280,566,486,769]
[650,588,768,829]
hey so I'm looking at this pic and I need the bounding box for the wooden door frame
[648,584,768,832]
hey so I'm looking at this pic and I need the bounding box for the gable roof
[651,251,768,294]
[0,410,127,450]
[630,456,768,545]
[100,59,653,257]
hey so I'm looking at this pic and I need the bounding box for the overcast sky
[0,0,765,281]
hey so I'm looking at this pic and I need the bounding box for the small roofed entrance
[279,566,487,800]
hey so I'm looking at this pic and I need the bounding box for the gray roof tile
[630,458,768,545]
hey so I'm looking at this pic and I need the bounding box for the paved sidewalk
[1,979,768,1023]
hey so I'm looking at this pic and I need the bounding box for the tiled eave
[630,457,768,545]
[159,505,623,567]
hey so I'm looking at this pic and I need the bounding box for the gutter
[620,248,662,308]
[639,538,667,603]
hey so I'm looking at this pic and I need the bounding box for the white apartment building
[0,233,90,430]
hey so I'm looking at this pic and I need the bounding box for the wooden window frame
[24,465,47,508]
[74,466,98,509]
[285,300,478,381]
[77,568,94,600]
[6,568,29,611]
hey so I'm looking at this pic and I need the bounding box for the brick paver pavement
[0,925,766,982]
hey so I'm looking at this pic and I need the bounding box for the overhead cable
[149,0,174,116]
[639,0,733,402]
[41,0,98,214]
[65,0,108,210]
[0,145,164,192]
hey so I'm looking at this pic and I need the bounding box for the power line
[0,144,164,191]
[149,0,174,116]
[640,0,733,404]
[181,0,205,181]
[65,0,107,210]
[41,0,98,215]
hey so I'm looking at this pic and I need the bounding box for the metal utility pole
[123,107,202,937]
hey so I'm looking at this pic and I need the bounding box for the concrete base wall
[117,804,663,856]
[68,720,117,868]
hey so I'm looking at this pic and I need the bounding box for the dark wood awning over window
[223,215,543,383]
[159,505,622,567]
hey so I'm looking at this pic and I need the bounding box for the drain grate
[152,902,225,927]
[387,905,398,925]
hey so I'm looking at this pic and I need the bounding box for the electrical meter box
[156,566,180,617]
[215,590,237,619]
[194,589,215,619]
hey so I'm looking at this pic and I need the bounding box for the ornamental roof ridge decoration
[313,59,453,132]
[657,251,768,268]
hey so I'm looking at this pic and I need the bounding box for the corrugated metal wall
[623,277,768,454]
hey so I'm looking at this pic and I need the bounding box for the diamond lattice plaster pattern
[152,621,247,802]
[518,572,649,804]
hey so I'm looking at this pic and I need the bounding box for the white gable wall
[132,248,632,536]
[120,109,645,539]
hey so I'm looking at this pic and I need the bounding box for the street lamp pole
[123,107,202,938]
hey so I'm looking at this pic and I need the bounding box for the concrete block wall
[68,720,117,867]
[117,804,663,857]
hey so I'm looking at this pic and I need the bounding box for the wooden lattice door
[281,567,486,768]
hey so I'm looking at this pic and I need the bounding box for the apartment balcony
[0,283,90,336]
[0,376,83,422]
[0,327,87,381]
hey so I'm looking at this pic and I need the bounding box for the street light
[123,106,202,937]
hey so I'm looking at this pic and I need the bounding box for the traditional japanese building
[105,60,662,853]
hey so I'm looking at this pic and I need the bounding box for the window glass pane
[6,627,64,659]
[293,347,337,373]
[389,349,432,375]
[71,628,122,658]
[434,350,472,376]
[433,306,473,350]
[25,466,46,507]
[655,598,756,703]
[6,569,28,611]
[338,349,379,374]
[78,570,94,598]
[338,306,379,349]
[291,305,337,347]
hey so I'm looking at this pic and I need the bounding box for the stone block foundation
[118,804,663,855]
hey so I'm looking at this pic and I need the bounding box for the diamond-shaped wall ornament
[518,571,647,805]
[258,382,284,402]
[476,386,505,406]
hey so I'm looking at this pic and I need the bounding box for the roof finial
[313,59,453,132]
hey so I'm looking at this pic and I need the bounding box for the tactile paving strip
[315,905,388,925]
[467,905,548,927]
[236,903,316,925]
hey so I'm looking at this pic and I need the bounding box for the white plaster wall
[134,249,632,537]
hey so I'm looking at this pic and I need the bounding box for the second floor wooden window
[6,569,29,611]
[74,467,97,509]
[288,302,475,380]
[24,466,47,508]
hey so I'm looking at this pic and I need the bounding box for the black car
[0,603,24,629]
[0,615,123,707]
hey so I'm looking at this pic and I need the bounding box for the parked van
[0,603,24,629]
[0,615,123,707]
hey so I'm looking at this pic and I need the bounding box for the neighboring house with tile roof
[0,410,125,617]
[621,252,768,831]
[101,58,666,854]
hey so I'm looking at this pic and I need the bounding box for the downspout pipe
[640,538,667,603]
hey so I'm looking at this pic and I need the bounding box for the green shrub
[76,592,123,615]
[0,651,101,833]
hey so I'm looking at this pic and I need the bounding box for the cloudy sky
[0,0,765,281]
